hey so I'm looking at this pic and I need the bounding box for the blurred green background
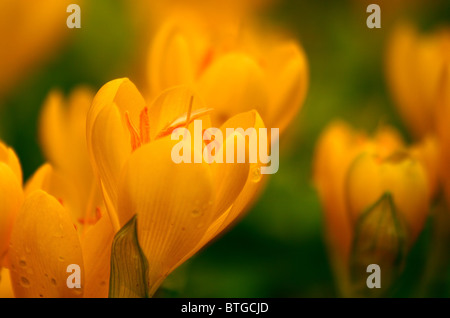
[0,0,449,297]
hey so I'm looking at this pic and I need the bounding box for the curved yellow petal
[197,52,268,126]
[8,190,84,298]
[213,110,266,233]
[87,78,146,148]
[0,163,23,267]
[91,103,130,229]
[0,142,22,185]
[265,41,309,132]
[148,85,208,140]
[118,137,214,295]
[81,214,114,298]
[386,23,449,138]
[24,164,83,227]
[312,121,367,260]
[148,20,198,96]
[39,88,96,212]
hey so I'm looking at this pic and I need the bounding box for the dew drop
[58,256,65,262]
[251,166,262,183]
[191,209,203,218]
[20,276,30,288]
[19,259,27,267]
[50,278,57,286]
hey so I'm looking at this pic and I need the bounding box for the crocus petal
[8,190,84,298]
[197,52,268,125]
[0,268,13,298]
[0,142,22,184]
[0,163,23,266]
[81,215,114,298]
[40,88,96,211]
[179,110,267,265]
[313,121,367,260]
[212,110,265,232]
[24,164,83,227]
[148,86,208,140]
[87,78,146,147]
[265,41,308,132]
[91,103,130,229]
[148,20,198,96]
[118,137,214,295]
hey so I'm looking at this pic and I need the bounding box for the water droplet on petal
[191,209,203,218]
[20,276,30,287]
[19,259,27,267]
[251,166,262,183]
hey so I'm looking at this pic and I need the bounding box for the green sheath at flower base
[109,215,149,298]
[350,192,406,296]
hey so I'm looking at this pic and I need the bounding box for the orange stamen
[78,207,102,226]
[139,107,150,144]
[125,111,141,151]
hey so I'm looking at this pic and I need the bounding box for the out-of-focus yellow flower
[313,121,433,294]
[0,142,23,267]
[87,78,266,296]
[436,63,450,208]
[147,15,308,133]
[313,121,404,261]
[39,87,105,229]
[0,0,70,97]
[38,88,115,298]
[386,23,450,138]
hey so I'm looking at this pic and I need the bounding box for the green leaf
[109,215,149,298]
[350,192,406,296]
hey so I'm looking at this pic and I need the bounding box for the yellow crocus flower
[147,15,308,133]
[0,0,70,97]
[386,23,450,138]
[313,121,432,294]
[87,78,267,296]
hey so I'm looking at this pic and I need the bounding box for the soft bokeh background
[0,0,449,297]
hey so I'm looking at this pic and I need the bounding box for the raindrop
[19,259,27,267]
[191,209,203,218]
[50,278,57,286]
[20,276,30,288]
[250,166,262,183]
[58,256,65,262]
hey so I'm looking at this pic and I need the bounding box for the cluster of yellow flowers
[313,22,449,295]
[0,2,308,297]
